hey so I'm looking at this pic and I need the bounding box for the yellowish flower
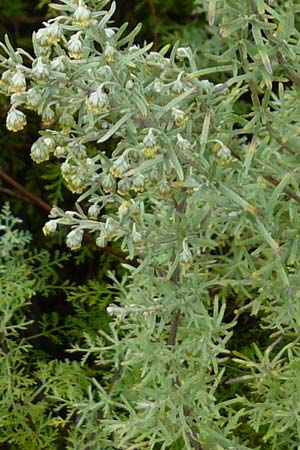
[6,108,27,132]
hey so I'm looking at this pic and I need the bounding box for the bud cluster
[61,157,97,194]
[0,0,228,267]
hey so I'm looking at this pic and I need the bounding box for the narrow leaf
[255,217,282,255]
[242,138,256,178]
[200,111,211,156]
[160,87,195,114]
[97,112,132,143]
[266,171,292,218]
[168,149,184,181]
[208,0,217,26]
[219,183,258,215]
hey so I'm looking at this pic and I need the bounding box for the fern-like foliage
[0,204,69,449]
[0,204,118,449]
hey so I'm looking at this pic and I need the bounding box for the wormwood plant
[2,0,300,448]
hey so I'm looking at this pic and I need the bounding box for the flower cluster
[0,0,228,263]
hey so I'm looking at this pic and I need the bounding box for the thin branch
[168,255,181,346]
[148,0,159,50]
[248,0,258,14]
[85,234,139,266]
[276,51,300,87]
[0,166,51,213]
[183,405,202,450]
[0,186,30,203]
[167,196,186,347]
[266,125,295,155]
[0,332,9,354]
[166,197,203,450]
[264,175,300,203]
[230,147,300,205]
[168,308,181,346]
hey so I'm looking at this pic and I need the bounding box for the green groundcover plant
[1,0,300,448]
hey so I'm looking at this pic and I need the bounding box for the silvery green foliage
[2,0,300,448]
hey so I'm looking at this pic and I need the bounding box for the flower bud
[86,87,109,113]
[59,113,75,131]
[217,145,231,161]
[143,129,159,158]
[67,174,86,194]
[46,22,62,44]
[180,240,193,269]
[61,161,71,177]
[125,79,134,90]
[54,145,68,158]
[106,305,118,316]
[74,1,92,27]
[96,233,107,248]
[68,142,87,160]
[157,180,171,198]
[26,88,42,110]
[49,206,63,218]
[10,93,26,107]
[98,65,113,78]
[44,137,56,150]
[88,204,100,220]
[172,75,185,94]
[36,22,62,46]
[51,56,66,72]
[149,168,160,183]
[30,137,55,163]
[104,44,116,63]
[180,249,193,269]
[153,80,163,93]
[110,156,128,178]
[35,28,49,47]
[43,219,58,235]
[0,70,13,92]
[172,108,188,127]
[6,108,27,132]
[132,174,145,192]
[9,70,26,93]
[176,133,191,151]
[117,177,131,195]
[66,229,84,250]
[67,32,83,59]
[104,28,115,39]
[144,145,158,158]
[100,173,115,193]
[42,107,55,126]
[32,57,50,81]
[198,79,213,92]
[118,201,131,219]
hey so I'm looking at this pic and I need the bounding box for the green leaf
[97,111,132,143]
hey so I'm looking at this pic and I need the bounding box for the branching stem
[166,197,203,450]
